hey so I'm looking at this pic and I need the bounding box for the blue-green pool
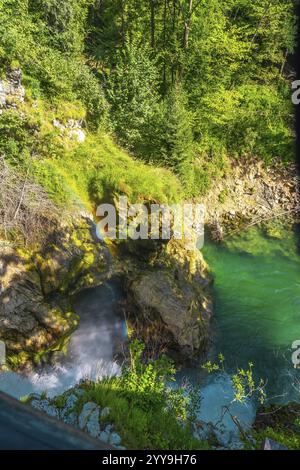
[202,224,300,403]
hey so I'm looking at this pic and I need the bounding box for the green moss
[6,351,31,369]
[218,188,228,204]
[250,427,300,450]
[32,323,77,367]
[52,394,68,410]
[74,380,208,450]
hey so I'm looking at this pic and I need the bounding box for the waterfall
[0,281,125,399]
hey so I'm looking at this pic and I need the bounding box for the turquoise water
[1,226,299,444]
[202,225,300,404]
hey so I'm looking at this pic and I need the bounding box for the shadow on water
[294,221,300,256]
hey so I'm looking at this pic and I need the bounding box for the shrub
[75,341,207,450]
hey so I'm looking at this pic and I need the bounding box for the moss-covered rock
[34,218,112,296]
[0,245,78,369]
[122,237,213,362]
[0,216,114,370]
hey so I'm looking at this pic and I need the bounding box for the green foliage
[198,83,294,162]
[107,42,160,152]
[28,0,92,53]
[31,131,183,209]
[202,355,266,405]
[231,363,266,405]
[0,0,107,126]
[161,83,194,170]
[251,427,300,451]
[88,0,296,173]
[0,110,32,164]
[121,340,190,419]
[74,340,206,450]
[0,0,296,205]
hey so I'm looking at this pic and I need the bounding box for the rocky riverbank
[0,213,213,368]
[1,66,298,371]
[120,237,213,363]
[27,387,125,449]
[246,402,300,450]
[202,157,299,240]
[0,217,114,369]
[1,157,298,369]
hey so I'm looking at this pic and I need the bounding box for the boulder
[60,394,78,419]
[78,402,98,430]
[99,431,110,443]
[0,247,78,368]
[86,408,101,438]
[64,411,78,427]
[53,118,86,143]
[31,399,59,419]
[125,238,213,361]
[109,432,122,446]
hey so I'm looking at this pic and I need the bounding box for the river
[195,224,300,445]
[0,225,299,445]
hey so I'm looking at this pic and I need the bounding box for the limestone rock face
[125,238,213,361]
[0,246,78,367]
[0,217,113,368]
[34,219,112,296]
[0,68,25,110]
[202,158,299,240]
[53,118,86,143]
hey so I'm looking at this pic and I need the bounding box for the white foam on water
[0,283,124,399]
[0,360,121,399]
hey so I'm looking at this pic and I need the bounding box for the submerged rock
[193,420,217,443]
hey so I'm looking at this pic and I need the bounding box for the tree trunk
[150,0,155,49]
[163,0,167,90]
[183,0,193,49]
[121,0,125,47]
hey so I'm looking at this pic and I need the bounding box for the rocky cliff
[120,237,212,362]
[0,218,113,368]
[203,157,299,240]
